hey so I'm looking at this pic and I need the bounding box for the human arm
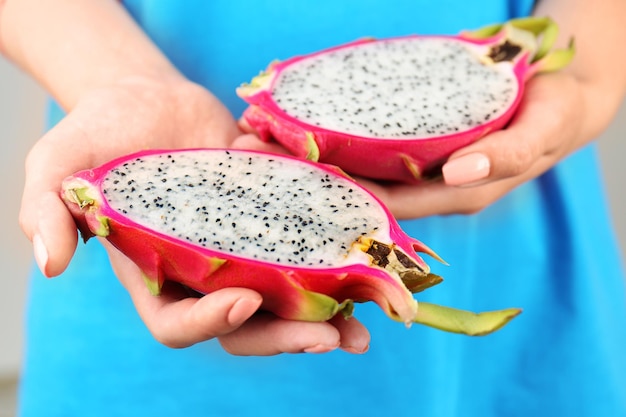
[1,0,369,354]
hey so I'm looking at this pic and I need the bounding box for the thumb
[18,122,89,277]
[20,191,79,277]
[441,74,582,187]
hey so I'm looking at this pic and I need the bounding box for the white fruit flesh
[101,150,388,267]
[270,38,518,139]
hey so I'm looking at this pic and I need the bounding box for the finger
[368,148,558,219]
[104,243,263,348]
[328,315,370,354]
[360,176,509,219]
[147,288,263,349]
[106,241,364,354]
[219,312,371,356]
[365,76,585,219]
[237,117,255,134]
[218,313,343,356]
[25,191,79,277]
[105,244,263,347]
[442,74,582,187]
[19,122,95,276]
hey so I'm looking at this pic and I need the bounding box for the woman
[2,0,625,416]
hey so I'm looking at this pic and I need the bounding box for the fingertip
[219,315,343,356]
[329,315,371,355]
[341,344,370,355]
[32,233,50,277]
[190,287,263,333]
[237,117,255,134]
[226,293,263,327]
[442,152,491,187]
[35,192,79,277]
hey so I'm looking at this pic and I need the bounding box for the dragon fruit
[237,17,574,182]
[61,148,520,335]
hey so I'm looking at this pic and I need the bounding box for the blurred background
[1,57,625,415]
[0,57,46,417]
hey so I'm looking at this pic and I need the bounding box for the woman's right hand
[17,73,370,356]
[3,0,370,356]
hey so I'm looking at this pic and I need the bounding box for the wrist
[0,0,181,110]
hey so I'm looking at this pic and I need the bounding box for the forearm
[0,0,181,110]
[534,0,626,140]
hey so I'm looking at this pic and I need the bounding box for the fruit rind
[237,17,574,183]
[60,148,520,335]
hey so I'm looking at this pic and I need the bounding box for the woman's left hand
[238,0,626,220]
[363,71,611,219]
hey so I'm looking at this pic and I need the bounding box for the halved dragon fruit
[61,149,520,335]
[237,17,575,182]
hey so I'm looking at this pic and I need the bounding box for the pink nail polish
[227,297,260,326]
[443,152,490,186]
[341,344,370,354]
[33,234,49,277]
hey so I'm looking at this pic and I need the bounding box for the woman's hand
[365,71,603,219]
[239,0,626,221]
[3,0,370,356]
[18,73,370,356]
[19,75,239,275]
[372,0,626,219]
[240,68,621,220]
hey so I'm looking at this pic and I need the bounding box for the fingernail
[304,343,339,354]
[341,344,370,355]
[33,234,49,277]
[227,297,261,326]
[442,152,490,186]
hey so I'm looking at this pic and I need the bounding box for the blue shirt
[18,2,626,416]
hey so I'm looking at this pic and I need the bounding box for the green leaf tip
[208,257,227,275]
[91,214,110,238]
[531,17,559,62]
[236,62,279,97]
[464,22,503,39]
[466,16,554,40]
[400,154,422,181]
[465,16,574,71]
[304,132,320,162]
[533,38,575,73]
[414,302,522,336]
[293,286,351,322]
[67,187,95,209]
[507,16,554,35]
[142,272,163,296]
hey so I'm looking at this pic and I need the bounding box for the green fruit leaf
[304,132,321,162]
[414,302,521,336]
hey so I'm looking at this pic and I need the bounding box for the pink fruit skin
[62,149,437,324]
[239,33,533,183]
